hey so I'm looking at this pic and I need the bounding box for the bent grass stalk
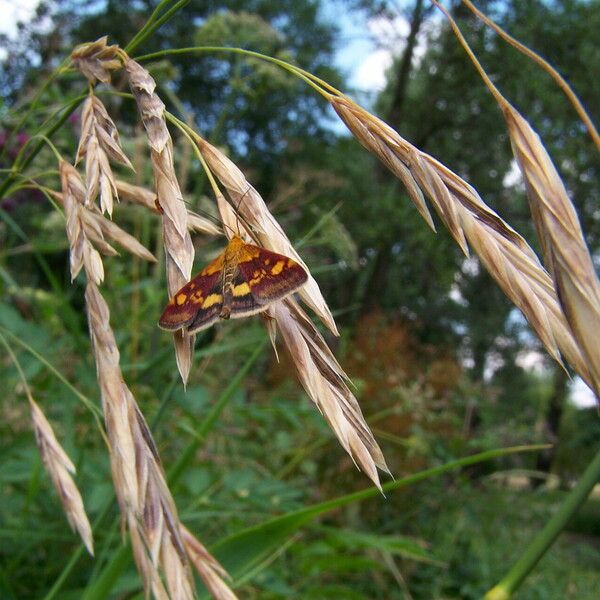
[460,0,600,153]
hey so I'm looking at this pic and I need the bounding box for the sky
[1,0,597,408]
[0,0,41,36]
[0,0,395,94]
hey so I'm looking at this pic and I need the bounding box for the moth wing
[228,269,265,319]
[236,244,308,306]
[158,252,225,333]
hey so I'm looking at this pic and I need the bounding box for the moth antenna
[221,220,237,239]
[234,186,253,237]
[186,204,230,235]
[219,187,257,242]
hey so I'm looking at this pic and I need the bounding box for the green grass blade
[485,444,600,599]
[207,445,548,591]
[168,340,267,487]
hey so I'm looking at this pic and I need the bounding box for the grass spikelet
[1,331,95,556]
[504,105,600,395]
[330,96,593,387]
[125,57,196,384]
[180,526,239,600]
[71,36,121,84]
[59,160,104,285]
[48,187,157,262]
[114,179,222,234]
[29,396,94,555]
[268,299,389,489]
[197,137,339,335]
[83,210,157,262]
[75,95,133,215]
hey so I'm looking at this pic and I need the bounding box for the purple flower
[0,198,16,212]
[15,132,30,147]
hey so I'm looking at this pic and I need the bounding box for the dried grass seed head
[268,299,388,489]
[76,95,133,215]
[71,36,121,84]
[125,57,195,384]
[30,397,94,555]
[85,282,198,597]
[181,526,239,600]
[60,160,104,285]
[504,104,600,396]
[331,95,593,387]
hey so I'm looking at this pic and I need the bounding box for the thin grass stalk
[0,96,84,200]
[210,444,549,584]
[484,446,600,600]
[44,497,116,600]
[125,0,191,54]
[0,56,71,164]
[460,0,600,153]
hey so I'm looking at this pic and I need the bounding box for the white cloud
[0,0,41,37]
[348,14,429,93]
[515,349,547,373]
[502,158,525,189]
[352,48,393,92]
[569,376,597,409]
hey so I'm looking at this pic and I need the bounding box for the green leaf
[323,527,442,566]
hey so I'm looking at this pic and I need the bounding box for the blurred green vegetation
[1,0,599,598]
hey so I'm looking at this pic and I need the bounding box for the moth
[159,235,308,334]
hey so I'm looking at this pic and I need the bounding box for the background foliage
[1,0,599,597]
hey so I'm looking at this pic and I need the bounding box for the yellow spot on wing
[202,293,222,308]
[271,260,285,275]
[176,293,187,306]
[233,282,251,297]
